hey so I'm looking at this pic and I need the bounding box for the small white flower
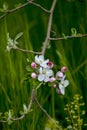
[38,67,53,82]
[35,55,49,68]
[59,79,69,95]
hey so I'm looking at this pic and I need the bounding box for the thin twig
[35,98,52,120]
[30,2,50,13]
[49,34,87,41]
[0,0,50,20]
[14,47,42,54]
[41,0,57,55]
[35,98,58,127]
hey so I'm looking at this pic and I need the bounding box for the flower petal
[44,76,49,82]
[38,74,44,81]
[39,55,44,61]
[59,84,65,95]
[60,87,65,95]
[35,55,39,64]
[64,80,69,87]
[46,69,53,77]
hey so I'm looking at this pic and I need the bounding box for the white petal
[39,67,42,74]
[47,69,53,76]
[44,59,49,63]
[44,76,49,82]
[38,74,44,81]
[64,80,69,87]
[59,83,63,89]
[60,87,65,95]
[61,75,66,81]
[59,84,65,95]
[39,55,44,61]
[35,55,39,64]
[41,62,48,68]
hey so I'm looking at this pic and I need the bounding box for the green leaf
[14,32,23,41]
[3,2,8,11]
[8,120,13,125]
[62,33,67,40]
[23,104,28,113]
[26,65,33,72]
[71,28,77,36]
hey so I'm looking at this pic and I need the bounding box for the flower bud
[53,84,57,88]
[56,71,63,79]
[56,89,62,95]
[61,66,67,72]
[48,61,54,68]
[31,72,37,79]
[49,77,55,82]
[31,62,37,68]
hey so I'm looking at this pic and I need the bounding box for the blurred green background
[0,0,87,129]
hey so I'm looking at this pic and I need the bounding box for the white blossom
[59,79,69,95]
[38,67,53,82]
[35,55,49,68]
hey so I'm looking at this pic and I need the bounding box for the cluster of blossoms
[30,55,69,95]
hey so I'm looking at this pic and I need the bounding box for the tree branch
[34,98,58,127]
[14,46,41,54]
[0,89,35,123]
[0,0,50,20]
[30,2,50,13]
[49,34,87,41]
[41,0,57,55]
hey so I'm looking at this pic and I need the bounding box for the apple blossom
[59,79,69,95]
[38,67,53,82]
[35,55,49,68]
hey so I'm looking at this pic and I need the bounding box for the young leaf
[3,2,8,11]
[71,28,77,36]
[14,32,23,41]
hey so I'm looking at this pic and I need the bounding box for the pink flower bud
[49,77,56,82]
[48,61,54,68]
[56,89,62,95]
[56,71,63,79]
[53,84,57,88]
[31,72,37,79]
[61,66,67,72]
[31,62,37,68]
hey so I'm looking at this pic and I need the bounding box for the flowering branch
[49,34,87,41]
[0,0,50,20]
[41,0,57,55]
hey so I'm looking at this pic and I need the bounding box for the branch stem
[49,34,87,41]
[14,46,41,54]
[41,0,57,55]
[35,98,58,127]
[0,0,50,20]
